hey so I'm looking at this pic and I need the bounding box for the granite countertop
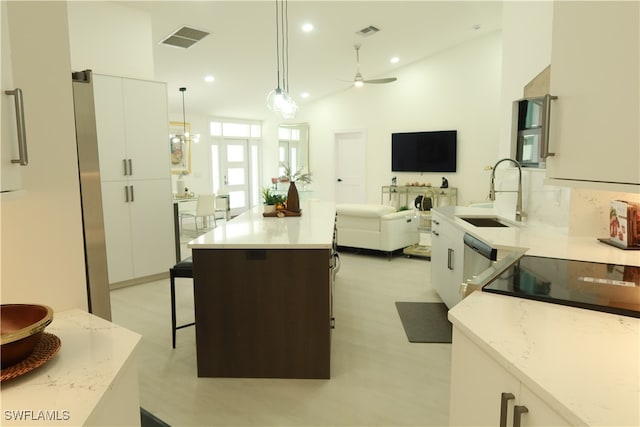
[433,206,640,266]
[188,200,336,249]
[449,291,640,426]
[0,309,141,425]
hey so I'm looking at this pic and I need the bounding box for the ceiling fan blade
[363,77,397,84]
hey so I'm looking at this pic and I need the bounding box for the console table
[188,201,337,379]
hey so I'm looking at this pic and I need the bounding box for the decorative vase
[176,179,186,196]
[287,181,300,213]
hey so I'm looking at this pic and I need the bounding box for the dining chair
[179,193,216,233]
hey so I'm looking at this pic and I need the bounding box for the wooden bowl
[1,304,53,368]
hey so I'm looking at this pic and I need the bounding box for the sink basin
[458,216,511,228]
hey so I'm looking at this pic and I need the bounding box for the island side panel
[193,248,332,379]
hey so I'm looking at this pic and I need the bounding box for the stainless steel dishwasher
[460,233,525,300]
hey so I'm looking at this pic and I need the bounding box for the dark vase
[287,181,300,213]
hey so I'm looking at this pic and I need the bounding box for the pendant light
[266,0,297,118]
[179,87,189,141]
[176,87,199,144]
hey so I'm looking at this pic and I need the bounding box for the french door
[212,138,255,217]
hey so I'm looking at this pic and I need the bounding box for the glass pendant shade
[266,0,297,118]
[266,87,284,112]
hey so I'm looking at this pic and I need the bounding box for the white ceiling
[120,1,503,120]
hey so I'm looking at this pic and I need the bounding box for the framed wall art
[169,121,191,174]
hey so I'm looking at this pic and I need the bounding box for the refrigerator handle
[5,88,28,166]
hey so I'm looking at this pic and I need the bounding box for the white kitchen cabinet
[93,74,174,285]
[431,210,465,308]
[94,74,169,182]
[547,1,639,188]
[450,328,571,427]
[1,2,24,193]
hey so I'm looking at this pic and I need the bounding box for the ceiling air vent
[356,25,380,37]
[160,26,210,49]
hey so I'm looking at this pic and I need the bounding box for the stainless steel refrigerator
[71,69,111,321]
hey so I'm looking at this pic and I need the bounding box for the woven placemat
[1,332,61,382]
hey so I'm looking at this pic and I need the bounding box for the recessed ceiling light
[472,24,481,31]
[302,23,313,32]
[301,92,310,98]
[204,75,215,83]
[390,56,400,64]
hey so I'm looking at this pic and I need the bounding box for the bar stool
[169,256,195,348]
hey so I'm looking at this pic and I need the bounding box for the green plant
[262,187,278,205]
[263,187,287,206]
[398,205,409,211]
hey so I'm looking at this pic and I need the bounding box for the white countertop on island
[433,206,640,266]
[188,200,336,249]
[449,291,640,426]
[0,309,141,426]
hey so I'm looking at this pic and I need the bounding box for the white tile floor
[110,249,451,426]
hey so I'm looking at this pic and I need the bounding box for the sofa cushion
[336,204,396,218]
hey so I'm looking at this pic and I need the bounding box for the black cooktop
[483,256,640,318]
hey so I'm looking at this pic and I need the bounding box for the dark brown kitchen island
[188,201,337,379]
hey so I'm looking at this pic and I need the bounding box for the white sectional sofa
[335,204,419,257]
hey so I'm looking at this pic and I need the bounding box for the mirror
[278,123,309,179]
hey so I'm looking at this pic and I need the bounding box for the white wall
[1,2,88,311]
[67,1,154,80]
[296,32,503,206]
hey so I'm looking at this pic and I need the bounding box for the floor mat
[141,407,170,427]
[395,302,451,343]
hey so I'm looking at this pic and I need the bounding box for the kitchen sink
[457,216,511,228]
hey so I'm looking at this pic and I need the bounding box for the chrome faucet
[489,158,524,222]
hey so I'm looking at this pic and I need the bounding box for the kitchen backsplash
[492,168,571,233]
[491,168,639,239]
[569,188,640,238]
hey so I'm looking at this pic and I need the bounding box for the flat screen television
[391,130,457,172]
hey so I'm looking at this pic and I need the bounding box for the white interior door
[220,138,249,217]
[335,130,366,203]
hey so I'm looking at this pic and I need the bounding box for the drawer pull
[513,405,529,427]
[499,392,515,427]
[5,88,28,166]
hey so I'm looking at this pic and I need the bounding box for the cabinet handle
[129,185,134,202]
[513,405,529,427]
[128,158,133,175]
[123,159,128,176]
[447,248,454,270]
[5,88,28,166]
[541,93,558,158]
[432,230,439,237]
[433,220,440,225]
[124,185,130,202]
[499,392,515,427]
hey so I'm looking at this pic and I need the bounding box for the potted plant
[262,187,278,213]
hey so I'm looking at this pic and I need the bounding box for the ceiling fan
[350,44,397,87]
